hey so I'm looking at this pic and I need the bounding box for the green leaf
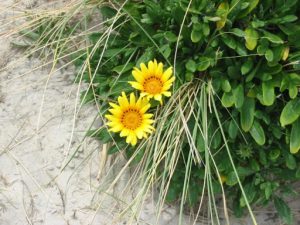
[285,153,297,170]
[252,19,265,28]
[296,167,300,178]
[204,16,221,22]
[185,72,194,81]
[226,171,238,186]
[240,97,255,132]
[197,134,205,152]
[137,48,154,65]
[191,29,202,43]
[185,59,197,72]
[280,99,300,127]
[260,182,273,200]
[271,126,283,139]
[202,23,210,36]
[161,44,171,58]
[237,166,255,177]
[166,185,179,202]
[90,127,113,144]
[222,34,237,49]
[250,159,260,171]
[197,57,210,71]
[289,85,298,99]
[269,149,281,161]
[231,28,245,37]
[228,119,238,139]
[259,150,267,165]
[240,183,256,207]
[290,118,300,154]
[250,120,265,145]
[226,167,254,186]
[281,15,298,23]
[257,44,268,55]
[246,60,261,82]
[233,84,244,108]
[100,6,117,19]
[110,82,131,96]
[274,197,293,225]
[270,15,298,24]
[165,31,178,42]
[263,31,284,44]
[211,130,221,149]
[112,63,135,74]
[221,79,231,92]
[108,145,120,155]
[265,49,274,62]
[245,27,259,50]
[238,0,259,18]
[262,81,275,106]
[216,2,229,30]
[282,46,289,61]
[241,60,253,75]
[221,92,234,108]
[236,42,248,56]
[227,66,239,78]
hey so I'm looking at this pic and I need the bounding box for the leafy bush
[35,0,300,224]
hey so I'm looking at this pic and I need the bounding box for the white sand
[1,1,299,225]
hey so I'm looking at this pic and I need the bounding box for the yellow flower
[128,59,175,104]
[105,92,155,146]
[220,175,227,184]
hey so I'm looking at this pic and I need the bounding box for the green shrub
[56,0,300,224]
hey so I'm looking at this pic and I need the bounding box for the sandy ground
[0,1,104,225]
[1,1,300,225]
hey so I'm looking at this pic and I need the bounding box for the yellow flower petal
[132,69,144,83]
[105,114,115,121]
[109,108,122,116]
[156,62,163,77]
[161,67,173,82]
[163,91,172,97]
[148,60,155,75]
[109,125,122,132]
[130,93,136,105]
[118,92,129,107]
[143,120,155,127]
[143,126,155,134]
[129,81,144,91]
[140,103,151,113]
[131,134,137,146]
[109,102,120,109]
[126,132,137,146]
[154,94,163,104]
[143,113,153,119]
[167,76,176,83]
[120,129,130,137]
[126,134,132,144]
[162,84,173,92]
[140,92,148,97]
[136,129,144,139]
[140,63,148,76]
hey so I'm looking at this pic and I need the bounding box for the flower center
[143,76,163,94]
[121,108,142,130]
